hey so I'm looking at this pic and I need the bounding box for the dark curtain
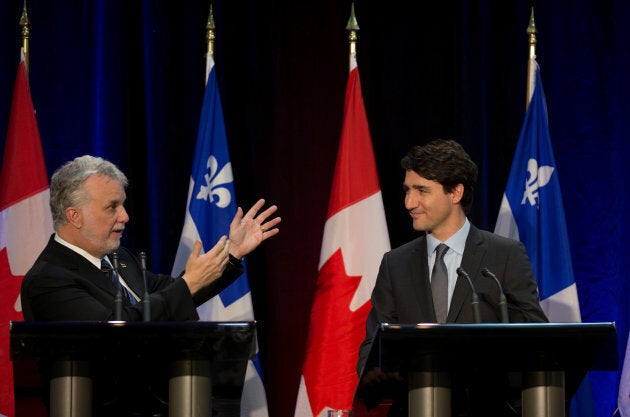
[1,1,629,416]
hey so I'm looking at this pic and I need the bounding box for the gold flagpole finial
[527,7,537,60]
[346,3,360,70]
[204,3,216,84]
[206,4,216,59]
[19,0,30,72]
[525,7,537,109]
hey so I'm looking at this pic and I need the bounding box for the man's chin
[107,240,122,252]
[412,222,428,232]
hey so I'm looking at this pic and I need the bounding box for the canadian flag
[294,55,390,417]
[0,51,53,417]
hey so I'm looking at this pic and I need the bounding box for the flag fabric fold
[171,57,268,417]
[619,339,630,416]
[294,56,390,417]
[494,60,594,416]
[0,51,53,417]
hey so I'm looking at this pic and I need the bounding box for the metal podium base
[408,371,451,417]
[169,359,212,417]
[48,358,215,417]
[406,369,566,417]
[522,371,565,417]
[50,360,92,417]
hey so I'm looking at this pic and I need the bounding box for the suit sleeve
[501,241,549,323]
[190,255,244,306]
[22,247,244,322]
[357,253,396,375]
[115,249,245,321]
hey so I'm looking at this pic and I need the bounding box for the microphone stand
[139,252,151,322]
[111,252,123,321]
[456,267,481,323]
[481,268,509,323]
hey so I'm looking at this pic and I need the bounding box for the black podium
[356,322,617,417]
[10,321,256,417]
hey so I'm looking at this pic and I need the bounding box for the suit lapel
[43,237,119,296]
[409,236,438,322]
[447,225,486,322]
[460,226,487,282]
[115,258,143,299]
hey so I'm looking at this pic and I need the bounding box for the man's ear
[451,184,464,205]
[66,207,82,228]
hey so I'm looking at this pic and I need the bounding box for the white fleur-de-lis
[196,155,234,208]
[521,158,554,207]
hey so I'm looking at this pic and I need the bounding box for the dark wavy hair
[400,139,478,213]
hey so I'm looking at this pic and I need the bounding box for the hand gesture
[182,237,230,295]
[229,199,280,260]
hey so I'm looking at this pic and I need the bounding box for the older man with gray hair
[22,155,280,322]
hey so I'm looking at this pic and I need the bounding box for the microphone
[111,252,123,321]
[139,252,151,322]
[456,267,481,323]
[481,268,509,323]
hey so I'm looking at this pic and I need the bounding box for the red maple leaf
[0,248,24,417]
[302,248,372,416]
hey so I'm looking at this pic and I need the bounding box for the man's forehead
[404,170,437,187]
[84,175,126,198]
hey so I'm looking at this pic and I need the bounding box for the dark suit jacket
[358,225,548,374]
[21,235,246,415]
[21,235,243,322]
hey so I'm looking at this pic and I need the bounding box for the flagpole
[1,2,55,411]
[345,3,359,72]
[526,7,537,109]
[19,0,30,74]
[205,3,215,85]
[294,4,391,415]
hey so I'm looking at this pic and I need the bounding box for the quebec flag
[172,57,269,417]
[494,60,594,416]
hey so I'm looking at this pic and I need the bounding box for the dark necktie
[101,258,137,305]
[431,243,449,323]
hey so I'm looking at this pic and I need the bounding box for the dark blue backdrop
[1,1,629,416]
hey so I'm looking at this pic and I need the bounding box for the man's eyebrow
[403,184,430,191]
[107,198,124,205]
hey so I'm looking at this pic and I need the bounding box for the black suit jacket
[358,225,548,374]
[21,235,246,416]
[21,235,243,322]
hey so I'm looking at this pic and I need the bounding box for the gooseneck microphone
[456,267,481,323]
[139,252,151,322]
[111,252,123,321]
[481,268,509,323]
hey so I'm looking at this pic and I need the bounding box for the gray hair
[50,155,128,230]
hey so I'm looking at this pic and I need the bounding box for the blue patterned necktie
[101,258,137,305]
[431,243,449,323]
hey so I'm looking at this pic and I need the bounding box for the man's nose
[404,194,416,210]
[119,206,130,223]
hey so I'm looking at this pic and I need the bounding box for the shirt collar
[54,233,102,269]
[426,218,470,255]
